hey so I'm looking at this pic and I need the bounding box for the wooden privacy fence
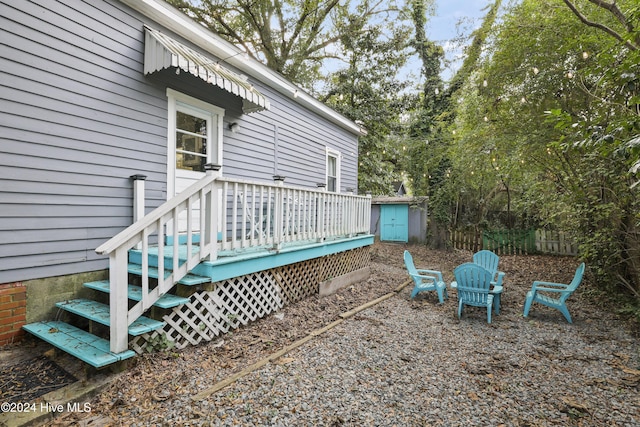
[451,229,578,256]
[450,229,482,252]
[535,229,578,256]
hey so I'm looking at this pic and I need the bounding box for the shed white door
[167,90,224,235]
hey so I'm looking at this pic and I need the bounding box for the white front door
[167,89,224,234]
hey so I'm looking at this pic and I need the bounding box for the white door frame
[166,88,224,199]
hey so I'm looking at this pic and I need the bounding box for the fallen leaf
[152,390,172,402]
[620,375,640,387]
[275,357,296,365]
[613,352,630,362]
[561,396,589,412]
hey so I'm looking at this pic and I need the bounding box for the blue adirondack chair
[472,250,505,314]
[404,250,448,304]
[523,263,585,323]
[452,263,495,323]
[473,250,505,286]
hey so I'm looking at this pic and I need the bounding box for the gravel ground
[201,300,638,427]
[49,243,639,426]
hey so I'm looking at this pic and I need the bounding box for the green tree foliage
[323,18,415,195]
[404,0,503,247]
[560,0,640,182]
[451,0,640,302]
[166,0,402,91]
[405,0,447,199]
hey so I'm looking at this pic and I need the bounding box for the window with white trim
[326,148,341,192]
[175,106,209,172]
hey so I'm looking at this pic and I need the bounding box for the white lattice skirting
[130,246,370,353]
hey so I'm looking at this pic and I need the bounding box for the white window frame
[326,147,341,193]
[166,88,224,198]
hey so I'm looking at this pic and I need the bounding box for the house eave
[119,0,365,136]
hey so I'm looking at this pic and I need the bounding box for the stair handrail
[96,173,216,256]
[97,170,372,354]
[96,169,220,354]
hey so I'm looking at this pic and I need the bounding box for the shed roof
[371,196,428,205]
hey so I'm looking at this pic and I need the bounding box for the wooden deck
[95,172,372,354]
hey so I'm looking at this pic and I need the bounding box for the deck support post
[273,176,286,250]
[110,248,130,354]
[131,174,147,223]
[131,175,146,250]
[205,164,221,262]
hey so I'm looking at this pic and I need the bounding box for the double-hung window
[175,107,209,172]
[326,148,341,192]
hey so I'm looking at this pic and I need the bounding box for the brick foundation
[0,282,27,346]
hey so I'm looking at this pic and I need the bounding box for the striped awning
[144,27,269,113]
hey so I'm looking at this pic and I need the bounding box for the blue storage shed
[370,197,428,243]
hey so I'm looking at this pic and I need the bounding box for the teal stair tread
[127,263,211,285]
[83,280,190,309]
[22,321,135,368]
[165,234,201,245]
[127,244,203,268]
[55,299,164,336]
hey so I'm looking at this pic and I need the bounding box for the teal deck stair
[83,280,190,309]
[55,299,164,336]
[22,321,136,368]
[23,243,210,368]
[127,264,212,285]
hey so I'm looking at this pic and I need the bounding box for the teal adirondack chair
[472,250,504,314]
[523,263,585,323]
[452,263,495,323]
[404,250,448,304]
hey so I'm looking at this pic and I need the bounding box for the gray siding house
[0,0,372,364]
